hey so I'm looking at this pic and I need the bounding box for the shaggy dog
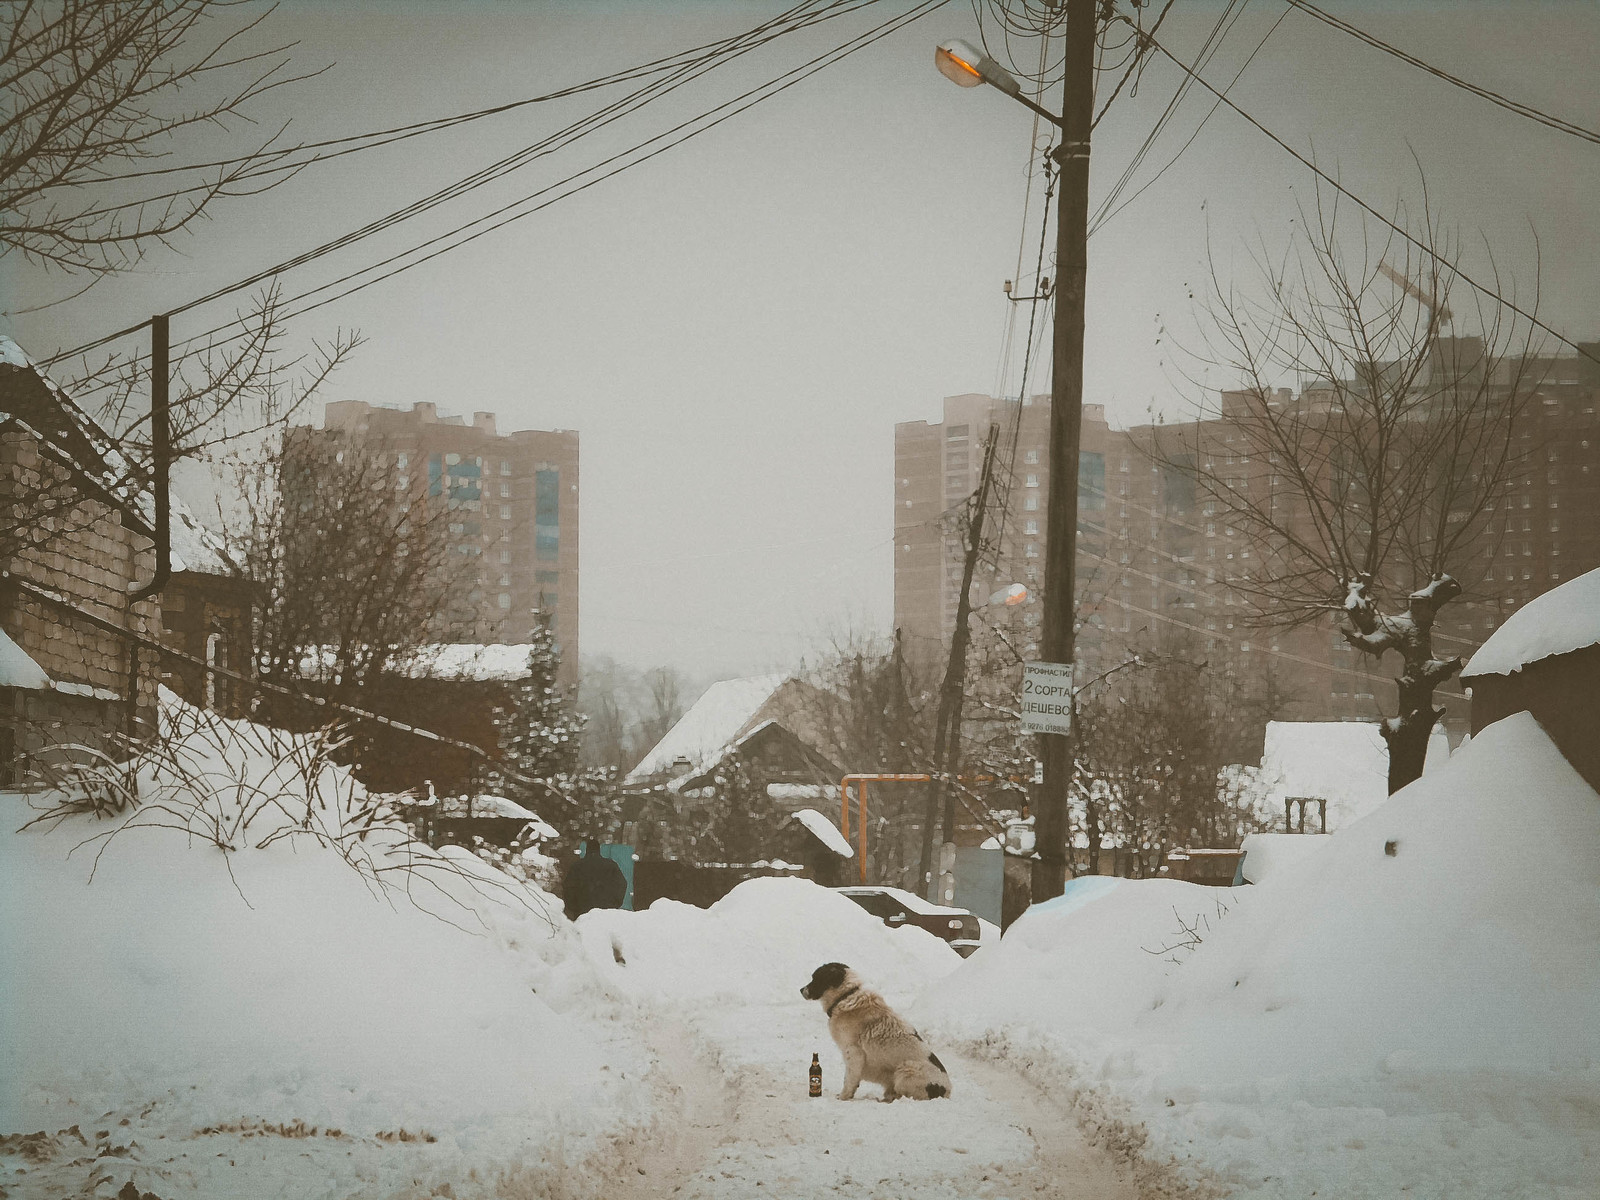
[800,962,952,1101]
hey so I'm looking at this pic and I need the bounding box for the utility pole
[918,426,999,899]
[1032,0,1096,902]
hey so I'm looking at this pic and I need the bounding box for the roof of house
[625,672,789,784]
[0,625,52,690]
[169,494,238,577]
[1462,566,1600,678]
[0,336,154,538]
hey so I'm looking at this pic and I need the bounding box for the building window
[501,505,512,520]
[497,593,511,610]
[500,460,512,476]
[1026,474,1040,488]
[397,452,409,468]
[1025,449,1039,464]
[500,548,512,563]
[1025,519,1039,535]
[535,468,560,560]
[947,424,968,438]
[1025,543,1040,558]
[1024,495,1039,511]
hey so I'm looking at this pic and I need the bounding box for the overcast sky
[4,0,1597,680]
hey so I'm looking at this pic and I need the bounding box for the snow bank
[1463,564,1600,676]
[917,877,1234,1040]
[577,876,960,1007]
[1235,830,1331,884]
[0,696,643,1198]
[921,713,1600,1196]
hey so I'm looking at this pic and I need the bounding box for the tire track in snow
[601,1000,1139,1200]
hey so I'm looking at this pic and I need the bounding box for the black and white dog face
[800,962,850,1001]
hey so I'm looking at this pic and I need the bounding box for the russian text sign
[1020,661,1074,736]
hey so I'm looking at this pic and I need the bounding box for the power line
[1129,25,1600,368]
[1091,4,1289,235]
[48,0,936,370]
[1282,0,1600,147]
[69,4,868,189]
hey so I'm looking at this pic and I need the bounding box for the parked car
[836,886,983,956]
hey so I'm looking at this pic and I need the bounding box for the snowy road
[604,1000,1138,1200]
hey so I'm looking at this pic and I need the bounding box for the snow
[167,492,236,576]
[917,712,1600,1196]
[625,672,788,782]
[0,691,650,1199]
[766,781,835,804]
[394,641,538,681]
[420,791,541,821]
[576,876,959,1007]
[0,625,52,689]
[1260,719,1449,830]
[791,807,853,857]
[1235,830,1331,884]
[839,884,971,917]
[1463,564,1600,676]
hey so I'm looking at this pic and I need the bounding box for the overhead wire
[1088,0,1252,237]
[1281,0,1600,147]
[1129,25,1600,366]
[1090,3,1289,234]
[70,4,872,188]
[45,0,898,366]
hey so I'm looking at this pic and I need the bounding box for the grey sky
[4,0,1597,679]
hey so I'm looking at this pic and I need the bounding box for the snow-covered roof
[1261,721,1449,831]
[0,336,154,538]
[767,782,834,805]
[791,808,854,858]
[0,626,52,690]
[410,793,552,828]
[390,643,538,681]
[168,494,238,577]
[1463,566,1600,678]
[625,673,789,784]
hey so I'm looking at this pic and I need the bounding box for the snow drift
[0,694,641,1199]
[921,712,1600,1197]
[577,876,961,1007]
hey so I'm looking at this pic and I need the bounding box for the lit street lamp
[933,1,1096,904]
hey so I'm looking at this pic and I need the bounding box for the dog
[800,962,952,1102]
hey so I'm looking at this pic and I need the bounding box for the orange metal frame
[838,773,1018,883]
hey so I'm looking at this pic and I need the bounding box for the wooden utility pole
[918,426,1000,898]
[1032,0,1096,902]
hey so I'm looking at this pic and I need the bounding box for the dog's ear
[811,962,849,992]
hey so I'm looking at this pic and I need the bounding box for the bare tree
[1155,191,1543,791]
[2,0,318,276]
[231,427,474,713]
[1071,635,1278,877]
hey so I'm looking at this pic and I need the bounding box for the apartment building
[894,348,1600,728]
[316,400,579,684]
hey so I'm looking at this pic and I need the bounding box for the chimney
[414,401,437,423]
[473,411,497,437]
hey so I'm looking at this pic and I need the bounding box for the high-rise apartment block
[318,400,579,684]
[895,348,1600,730]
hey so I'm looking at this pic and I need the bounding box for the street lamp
[934,39,1063,127]
[933,1,1096,905]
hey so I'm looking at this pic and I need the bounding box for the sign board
[1020,661,1074,736]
